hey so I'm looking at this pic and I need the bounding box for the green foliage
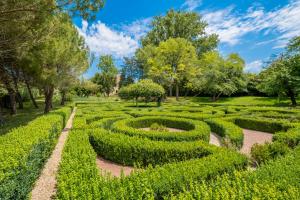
[150,123,168,131]
[205,118,244,149]
[0,106,71,199]
[90,128,217,166]
[141,9,218,56]
[112,116,210,141]
[251,142,290,165]
[234,117,291,133]
[92,55,118,96]
[167,146,300,199]
[119,79,165,105]
[147,38,198,100]
[74,80,99,97]
[190,51,246,101]
[273,127,300,148]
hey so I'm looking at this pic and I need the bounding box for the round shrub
[118,79,165,106]
[111,116,211,141]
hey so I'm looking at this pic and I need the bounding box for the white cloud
[121,18,152,40]
[202,0,300,47]
[245,60,264,73]
[181,0,202,11]
[77,20,139,59]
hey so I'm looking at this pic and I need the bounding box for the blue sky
[73,0,300,78]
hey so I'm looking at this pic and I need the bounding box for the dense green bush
[112,116,210,141]
[119,79,165,106]
[166,146,300,199]
[234,117,291,133]
[205,118,243,149]
[250,142,290,165]
[273,127,300,148]
[90,128,218,166]
[0,106,72,199]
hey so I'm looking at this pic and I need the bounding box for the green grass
[189,96,299,106]
[0,100,66,135]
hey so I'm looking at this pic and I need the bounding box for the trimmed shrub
[111,116,210,141]
[250,142,290,165]
[273,127,300,148]
[89,128,218,166]
[205,118,243,149]
[234,117,291,133]
[0,106,72,199]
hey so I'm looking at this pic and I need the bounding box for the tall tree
[190,51,246,101]
[147,38,198,100]
[257,36,300,106]
[119,57,143,87]
[92,55,118,96]
[141,9,218,56]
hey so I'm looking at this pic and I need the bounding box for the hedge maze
[55,102,300,199]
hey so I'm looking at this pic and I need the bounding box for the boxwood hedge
[111,116,210,141]
[0,106,72,200]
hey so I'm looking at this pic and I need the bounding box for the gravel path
[31,108,76,200]
[96,157,134,177]
[240,129,273,155]
[209,132,222,146]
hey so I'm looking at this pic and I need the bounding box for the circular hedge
[111,116,210,141]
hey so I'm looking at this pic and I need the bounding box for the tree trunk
[25,79,38,108]
[212,94,216,102]
[175,84,179,101]
[169,85,173,97]
[4,83,17,115]
[60,91,66,106]
[287,89,297,106]
[13,78,23,109]
[44,85,54,113]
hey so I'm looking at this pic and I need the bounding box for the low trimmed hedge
[57,127,247,199]
[89,128,219,166]
[234,117,291,133]
[111,116,210,141]
[0,106,72,199]
[273,127,300,148]
[166,146,300,200]
[205,118,243,149]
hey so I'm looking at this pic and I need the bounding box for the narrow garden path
[209,132,222,146]
[240,129,273,155]
[96,157,134,177]
[31,108,76,200]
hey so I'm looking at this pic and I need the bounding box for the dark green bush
[234,117,291,133]
[273,127,300,148]
[250,142,290,165]
[112,116,210,141]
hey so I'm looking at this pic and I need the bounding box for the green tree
[142,9,218,56]
[119,57,143,87]
[119,79,165,106]
[147,38,198,100]
[190,51,246,101]
[257,36,300,106]
[92,55,118,96]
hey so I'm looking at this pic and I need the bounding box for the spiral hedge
[111,116,211,141]
[55,102,300,199]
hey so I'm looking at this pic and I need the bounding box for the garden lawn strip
[31,108,76,200]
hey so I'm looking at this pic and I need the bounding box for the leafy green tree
[190,51,246,101]
[119,57,143,87]
[74,80,98,97]
[119,79,165,106]
[257,36,300,106]
[142,9,218,56]
[147,38,198,100]
[92,55,118,96]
